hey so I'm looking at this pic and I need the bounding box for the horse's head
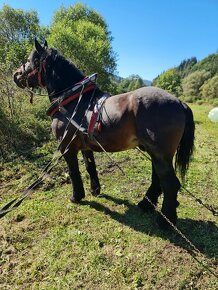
[13,39,48,89]
[14,39,85,98]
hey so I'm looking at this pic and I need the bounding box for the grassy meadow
[0,104,217,289]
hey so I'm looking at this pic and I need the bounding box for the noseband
[23,57,47,88]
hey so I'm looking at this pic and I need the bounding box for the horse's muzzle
[13,70,26,88]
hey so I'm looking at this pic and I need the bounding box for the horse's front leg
[82,150,101,196]
[63,148,85,203]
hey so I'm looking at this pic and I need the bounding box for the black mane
[45,48,85,101]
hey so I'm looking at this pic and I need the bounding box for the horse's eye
[34,59,39,67]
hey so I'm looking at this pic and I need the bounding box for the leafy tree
[200,75,218,101]
[182,70,211,99]
[152,68,181,96]
[49,3,117,91]
[116,74,145,93]
[0,5,47,70]
[191,53,218,77]
[152,52,218,103]
[0,5,49,158]
[128,75,144,91]
[177,57,197,77]
[0,5,48,120]
[117,78,131,93]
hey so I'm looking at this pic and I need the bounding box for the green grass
[0,104,218,289]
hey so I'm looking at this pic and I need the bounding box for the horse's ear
[35,38,44,54]
[44,40,48,49]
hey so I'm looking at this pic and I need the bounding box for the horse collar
[46,76,97,117]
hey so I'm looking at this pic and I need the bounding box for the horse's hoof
[70,194,85,203]
[90,187,101,197]
[137,199,156,212]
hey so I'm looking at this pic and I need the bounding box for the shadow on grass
[81,194,218,260]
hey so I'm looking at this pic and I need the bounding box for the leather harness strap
[47,83,96,117]
[27,59,47,88]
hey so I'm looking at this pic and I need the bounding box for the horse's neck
[46,59,84,102]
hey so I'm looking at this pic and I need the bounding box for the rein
[0,81,97,218]
[25,73,98,111]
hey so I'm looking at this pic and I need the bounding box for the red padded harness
[47,83,96,117]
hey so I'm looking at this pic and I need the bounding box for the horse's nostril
[13,71,19,80]
[13,69,27,88]
[14,69,22,77]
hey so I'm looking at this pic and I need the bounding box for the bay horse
[13,39,195,228]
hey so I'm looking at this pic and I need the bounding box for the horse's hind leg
[153,157,181,228]
[138,162,162,211]
[63,148,85,203]
[82,150,101,196]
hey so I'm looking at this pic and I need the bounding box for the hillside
[153,52,218,105]
[143,79,152,86]
[191,52,218,76]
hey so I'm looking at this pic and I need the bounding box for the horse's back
[132,86,184,120]
[124,86,180,105]
[128,87,186,157]
[107,86,184,123]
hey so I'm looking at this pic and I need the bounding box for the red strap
[48,84,95,117]
[88,110,98,133]
[27,59,47,88]
[38,60,47,87]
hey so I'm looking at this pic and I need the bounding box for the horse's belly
[108,133,138,151]
[89,129,139,152]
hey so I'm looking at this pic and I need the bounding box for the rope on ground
[143,195,218,279]
[181,185,218,216]
[135,146,218,217]
[95,143,218,279]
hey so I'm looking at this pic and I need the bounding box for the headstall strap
[27,58,47,88]
[37,58,47,88]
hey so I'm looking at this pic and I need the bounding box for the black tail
[175,103,195,182]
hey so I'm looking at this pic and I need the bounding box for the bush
[0,77,52,160]
[200,75,218,101]
[212,99,218,106]
[182,70,211,98]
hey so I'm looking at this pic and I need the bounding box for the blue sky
[1,0,218,81]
